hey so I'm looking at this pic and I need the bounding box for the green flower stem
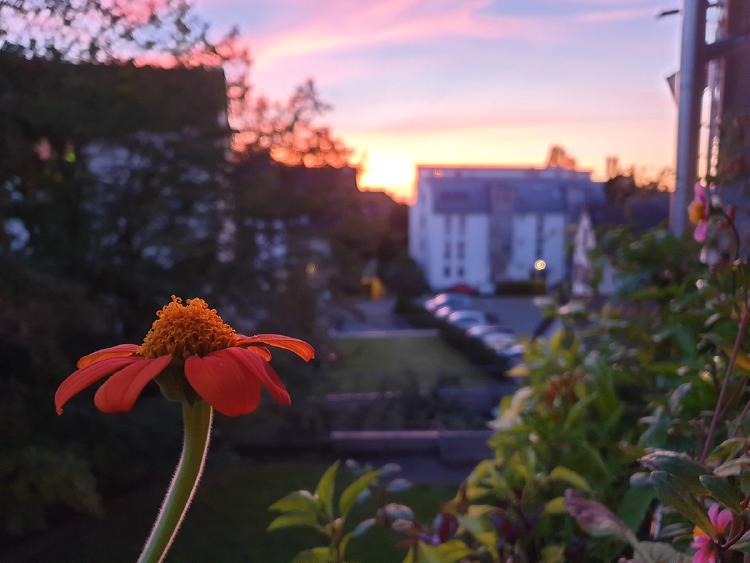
[138,399,213,563]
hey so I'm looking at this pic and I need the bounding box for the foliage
[268,460,414,563]
[0,0,407,540]
[273,223,750,561]
[711,113,750,187]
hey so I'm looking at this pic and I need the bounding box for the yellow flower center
[688,200,706,225]
[140,296,236,359]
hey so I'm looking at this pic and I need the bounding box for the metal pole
[671,0,707,236]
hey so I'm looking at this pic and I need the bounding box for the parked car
[433,305,455,320]
[481,331,517,352]
[465,324,514,339]
[446,310,493,330]
[424,292,473,314]
[446,283,479,296]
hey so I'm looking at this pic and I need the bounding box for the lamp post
[671,0,707,237]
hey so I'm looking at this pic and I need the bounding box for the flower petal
[708,503,720,524]
[714,506,733,534]
[77,344,140,369]
[222,347,291,406]
[55,356,139,415]
[185,352,261,416]
[94,355,173,413]
[246,345,272,362]
[235,334,314,362]
[694,220,708,243]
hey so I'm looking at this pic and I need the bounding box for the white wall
[542,214,566,285]
[408,174,491,291]
[424,213,490,290]
[507,213,566,284]
[409,165,588,291]
[508,214,536,280]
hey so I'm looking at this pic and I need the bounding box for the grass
[316,336,490,394]
[3,454,454,563]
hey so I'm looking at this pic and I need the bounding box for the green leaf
[565,490,632,543]
[351,518,376,537]
[339,532,352,560]
[741,471,750,495]
[417,540,473,563]
[269,490,319,513]
[544,497,567,514]
[640,450,709,496]
[632,541,691,563]
[267,511,321,532]
[563,393,597,431]
[730,540,750,553]
[458,514,497,549]
[709,438,750,462]
[291,546,335,563]
[540,546,565,563]
[339,469,379,518]
[658,522,692,540]
[315,461,340,518]
[668,383,692,413]
[650,471,715,539]
[699,474,743,512]
[548,466,591,492]
[637,409,671,449]
[616,487,655,532]
[715,456,750,477]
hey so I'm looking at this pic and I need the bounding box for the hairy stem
[138,400,213,563]
[700,303,750,463]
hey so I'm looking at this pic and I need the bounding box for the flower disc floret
[140,296,236,359]
[688,200,706,225]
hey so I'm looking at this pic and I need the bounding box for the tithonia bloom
[55,296,314,416]
[691,503,733,563]
[688,183,710,243]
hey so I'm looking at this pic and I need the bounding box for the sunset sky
[195,0,682,200]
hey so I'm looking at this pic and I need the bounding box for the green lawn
[4,456,454,563]
[316,336,490,394]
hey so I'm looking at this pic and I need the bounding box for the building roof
[512,181,567,213]
[418,164,594,182]
[428,173,603,215]
[431,178,491,213]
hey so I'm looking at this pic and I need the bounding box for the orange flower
[55,296,314,416]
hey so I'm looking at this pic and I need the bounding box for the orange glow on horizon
[347,118,676,202]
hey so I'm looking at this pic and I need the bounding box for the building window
[458,215,465,234]
[535,215,544,258]
[457,266,464,278]
[444,214,452,234]
[457,241,465,260]
[444,266,451,278]
[443,241,451,259]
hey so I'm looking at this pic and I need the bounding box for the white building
[409,165,603,292]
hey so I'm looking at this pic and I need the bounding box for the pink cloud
[573,7,655,23]
[250,0,562,68]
